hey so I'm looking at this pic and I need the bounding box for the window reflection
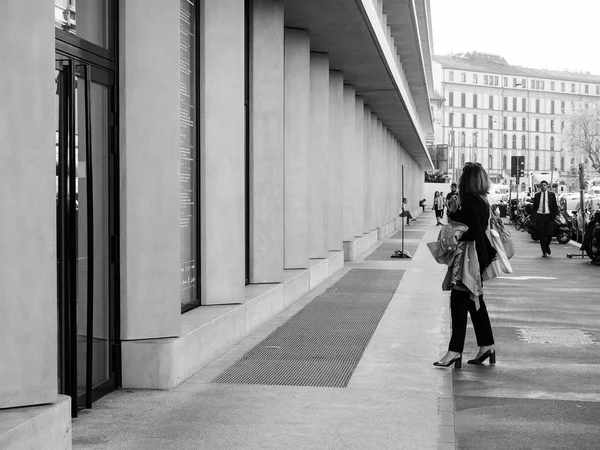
[55,0,109,49]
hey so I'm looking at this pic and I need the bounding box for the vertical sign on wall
[180,0,198,309]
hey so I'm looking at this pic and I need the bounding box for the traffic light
[511,156,525,177]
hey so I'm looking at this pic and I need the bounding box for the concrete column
[200,0,246,303]
[0,0,56,409]
[342,85,358,241]
[363,106,372,233]
[376,119,384,226]
[309,53,330,259]
[328,71,344,251]
[354,97,364,236]
[370,113,379,231]
[120,1,181,337]
[249,0,284,283]
[284,29,310,268]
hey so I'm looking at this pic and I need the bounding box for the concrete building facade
[433,51,600,189]
[0,1,434,448]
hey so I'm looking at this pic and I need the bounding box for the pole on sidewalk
[392,164,411,258]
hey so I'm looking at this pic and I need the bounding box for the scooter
[528,208,571,244]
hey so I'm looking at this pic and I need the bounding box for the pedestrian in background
[446,182,458,222]
[531,180,558,257]
[434,162,497,368]
[399,197,417,226]
[434,191,445,225]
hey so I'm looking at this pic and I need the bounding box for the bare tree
[561,103,600,175]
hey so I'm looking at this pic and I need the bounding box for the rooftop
[434,51,600,84]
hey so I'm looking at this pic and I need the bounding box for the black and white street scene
[3,1,600,449]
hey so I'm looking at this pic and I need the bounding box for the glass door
[55,56,118,416]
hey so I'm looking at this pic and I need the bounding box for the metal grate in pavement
[365,242,419,260]
[212,269,405,387]
[390,230,426,240]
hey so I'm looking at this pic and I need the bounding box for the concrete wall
[200,0,246,303]
[0,0,57,409]
[284,29,310,269]
[119,0,181,339]
[249,0,285,283]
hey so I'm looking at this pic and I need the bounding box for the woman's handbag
[490,214,514,259]
[483,228,513,281]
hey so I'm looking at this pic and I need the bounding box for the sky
[430,0,600,75]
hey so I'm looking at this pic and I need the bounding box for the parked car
[559,192,582,211]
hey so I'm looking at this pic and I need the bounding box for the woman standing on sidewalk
[434,162,497,368]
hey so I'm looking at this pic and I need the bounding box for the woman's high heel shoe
[433,354,462,368]
[467,349,496,365]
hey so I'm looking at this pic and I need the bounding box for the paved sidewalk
[73,211,600,449]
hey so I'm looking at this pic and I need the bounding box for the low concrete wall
[0,395,71,450]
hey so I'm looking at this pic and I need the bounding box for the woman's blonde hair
[458,162,491,200]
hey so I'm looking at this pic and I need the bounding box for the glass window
[536,80,540,89]
[461,93,466,107]
[461,114,466,127]
[535,156,539,170]
[597,86,599,95]
[535,119,540,132]
[448,92,454,106]
[550,156,554,169]
[561,157,565,171]
[473,73,478,83]
[473,114,478,128]
[503,77,508,87]
[550,120,554,132]
[550,137,555,151]
[461,153,465,166]
[460,132,466,146]
[541,81,545,90]
[551,81,555,91]
[512,117,517,130]
[522,135,527,149]
[512,134,517,149]
[512,97,517,111]
[551,101,555,114]
[484,75,489,85]
[489,95,494,109]
[488,133,493,148]
[180,0,199,310]
[521,78,526,88]
[494,76,499,86]
[535,136,540,150]
[503,134,507,148]
[585,84,589,94]
[503,117,507,130]
[488,115,493,129]
[449,71,454,81]
[473,93,478,108]
[55,0,110,49]
[561,82,565,92]
[503,155,507,170]
[536,99,540,113]
[571,83,576,93]
[461,72,466,82]
[449,112,454,126]
[561,101,565,113]
[503,97,508,110]
[473,132,478,147]
[522,98,526,112]
[522,117,526,130]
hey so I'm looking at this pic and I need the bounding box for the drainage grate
[365,243,419,260]
[212,269,405,387]
[390,230,426,240]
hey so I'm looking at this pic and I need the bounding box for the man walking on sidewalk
[531,180,558,257]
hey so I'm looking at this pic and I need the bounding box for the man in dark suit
[531,180,558,257]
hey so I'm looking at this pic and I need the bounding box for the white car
[559,192,583,211]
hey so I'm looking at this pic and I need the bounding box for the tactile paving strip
[212,269,405,387]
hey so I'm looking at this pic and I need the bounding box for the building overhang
[283,0,434,171]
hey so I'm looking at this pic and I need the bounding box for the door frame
[55,51,120,417]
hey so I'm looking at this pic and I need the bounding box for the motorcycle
[582,210,600,263]
[527,207,571,244]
